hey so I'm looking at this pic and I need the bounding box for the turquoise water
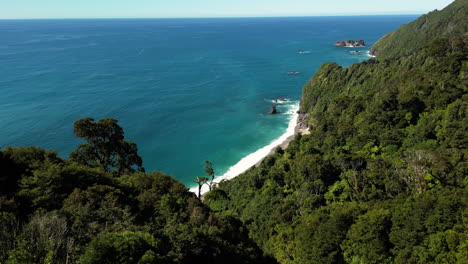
[0,16,417,186]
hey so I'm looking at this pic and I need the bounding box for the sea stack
[334,40,365,47]
[269,105,277,114]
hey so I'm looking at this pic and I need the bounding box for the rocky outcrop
[296,111,310,130]
[269,105,277,114]
[335,40,365,47]
[294,111,311,135]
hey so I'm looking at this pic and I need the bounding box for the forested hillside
[1,1,467,264]
[206,1,468,263]
[370,0,468,59]
[0,118,270,264]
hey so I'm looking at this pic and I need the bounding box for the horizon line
[0,13,423,20]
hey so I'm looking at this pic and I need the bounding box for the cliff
[208,1,468,263]
[300,35,467,117]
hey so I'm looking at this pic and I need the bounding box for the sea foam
[190,102,299,196]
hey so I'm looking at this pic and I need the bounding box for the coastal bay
[1,1,465,262]
[0,16,417,187]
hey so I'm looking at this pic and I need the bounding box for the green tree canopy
[69,118,144,176]
[80,231,169,264]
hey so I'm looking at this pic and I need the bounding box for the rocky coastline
[254,109,310,167]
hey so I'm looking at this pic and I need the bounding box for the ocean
[0,16,417,188]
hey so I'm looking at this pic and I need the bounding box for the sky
[0,0,455,19]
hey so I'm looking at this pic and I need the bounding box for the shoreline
[254,110,310,167]
[190,103,309,196]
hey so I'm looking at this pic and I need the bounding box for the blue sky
[0,0,454,19]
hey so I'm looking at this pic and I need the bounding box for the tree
[118,171,189,224]
[7,213,73,264]
[0,212,19,262]
[396,150,432,194]
[204,161,215,191]
[18,163,111,212]
[0,146,63,197]
[62,185,134,245]
[193,177,208,199]
[341,209,393,264]
[79,231,169,264]
[69,118,143,176]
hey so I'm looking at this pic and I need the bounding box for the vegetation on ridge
[0,119,270,264]
[370,0,468,60]
[205,2,468,263]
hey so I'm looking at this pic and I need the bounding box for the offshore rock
[334,40,365,47]
[269,105,278,114]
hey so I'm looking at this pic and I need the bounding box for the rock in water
[269,105,277,114]
[287,71,301,75]
[334,40,365,47]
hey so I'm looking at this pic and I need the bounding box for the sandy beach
[190,104,310,196]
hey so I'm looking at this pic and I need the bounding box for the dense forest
[1,0,467,263]
[0,118,270,263]
[207,0,467,263]
[370,0,467,59]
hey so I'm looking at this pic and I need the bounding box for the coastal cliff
[369,0,468,59]
[1,1,466,263]
[207,1,468,263]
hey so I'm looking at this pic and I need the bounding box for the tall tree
[204,161,215,191]
[194,176,208,199]
[69,118,143,176]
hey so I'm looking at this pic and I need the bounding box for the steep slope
[301,35,467,117]
[208,2,468,264]
[370,0,468,59]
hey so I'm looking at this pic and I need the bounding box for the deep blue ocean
[0,16,417,187]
